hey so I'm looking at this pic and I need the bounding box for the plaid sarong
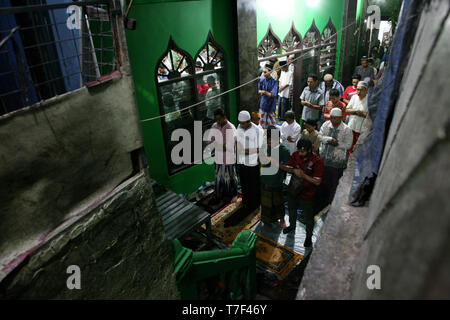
[259,109,276,129]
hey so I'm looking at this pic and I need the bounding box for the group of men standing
[205,55,376,248]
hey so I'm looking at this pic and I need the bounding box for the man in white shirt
[281,111,301,155]
[316,108,353,209]
[277,61,293,120]
[346,81,369,157]
[206,108,238,206]
[234,110,263,217]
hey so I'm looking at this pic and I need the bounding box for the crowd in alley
[205,43,387,248]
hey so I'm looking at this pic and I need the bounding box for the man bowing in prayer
[258,66,278,129]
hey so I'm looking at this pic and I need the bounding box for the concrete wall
[0,173,179,299]
[298,0,450,299]
[0,72,140,273]
[351,0,450,299]
[236,0,259,112]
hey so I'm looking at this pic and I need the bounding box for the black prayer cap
[297,138,312,152]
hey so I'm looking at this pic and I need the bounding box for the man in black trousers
[224,110,262,227]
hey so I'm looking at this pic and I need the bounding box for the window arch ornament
[258,24,282,58]
[194,31,228,131]
[303,19,321,49]
[156,37,194,83]
[282,22,303,53]
[194,31,226,72]
[155,37,197,175]
[320,17,338,75]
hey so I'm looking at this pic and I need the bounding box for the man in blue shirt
[300,74,325,125]
[258,66,278,129]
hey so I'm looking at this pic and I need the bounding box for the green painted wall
[256,0,346,79]
[125,0,237,194]
[356,0,364,20]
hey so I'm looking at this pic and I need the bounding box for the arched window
[282,23,303,53]
[282,23,303,118]
[301,19,321,85]
[303,19,321,49]
[320,17,337,75]
[258,24,282,58]
[194,32,227,132]
[155,37,196,175]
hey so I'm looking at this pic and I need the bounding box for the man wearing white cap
[346,81,369,156]
[318,73,344,104]
[230,110,263,223]
[315,107,353,210]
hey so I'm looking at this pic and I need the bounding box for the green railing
[172,230,257,300]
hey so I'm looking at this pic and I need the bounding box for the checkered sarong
[259,109,275,129]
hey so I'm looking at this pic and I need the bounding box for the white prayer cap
[330,108,342,117]
[358,81,369,88]
[324,74,333,81]
[238,110,251,122]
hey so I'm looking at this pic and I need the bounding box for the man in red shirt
[323,88,347,122]
[279,139,324,247]
[342,74,361,105]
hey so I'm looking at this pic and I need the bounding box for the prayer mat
[244,228,303,278]
[202,197,260,245]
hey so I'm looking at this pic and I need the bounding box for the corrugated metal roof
[151,180,210,241]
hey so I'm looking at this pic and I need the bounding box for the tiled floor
[250,204,325,257]
[251,204,328,300]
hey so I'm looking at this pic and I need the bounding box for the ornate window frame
[258,24,282,58]
[194,31,229,125]
[155,37,196,175]
[282,22,303,53]
[320,17,338,75]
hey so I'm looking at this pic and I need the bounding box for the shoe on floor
[283,226,295,234]
[303,238,312,247]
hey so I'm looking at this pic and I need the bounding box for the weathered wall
[351,0,450,299]
[338,0,359,85]
[297,0,450,300]
[0,173,179,299]
[0,72,141,274]
[0,10,180,297]
[236,0,259,113]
